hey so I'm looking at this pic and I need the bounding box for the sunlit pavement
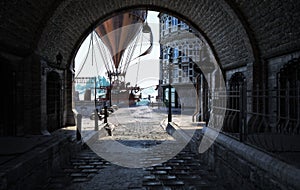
[44,106,226,190]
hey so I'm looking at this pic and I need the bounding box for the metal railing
[204,54,300,167]
[209,80,300,165]
[246,83,300,152]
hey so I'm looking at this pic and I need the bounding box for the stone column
[40,60,50,135]
[65,67,76,126]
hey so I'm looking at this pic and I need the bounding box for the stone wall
[0,128,82,190]
[231,0,300,59]
[266,51,300,127]
[166,121,300,189]
[174,84,197,109]
[198,128,300,190]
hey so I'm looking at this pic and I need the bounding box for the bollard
[76,114,82,141]
[94,109,98,131]
[104,106,108,124]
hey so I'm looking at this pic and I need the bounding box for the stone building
[158,13,214,121]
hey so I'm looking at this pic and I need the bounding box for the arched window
[171,17,178,32]
[223,72,246,133]
[172,17,178,26]
[277,58,300,134]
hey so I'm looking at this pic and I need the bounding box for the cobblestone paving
[108,106,170,140]
[43,148,111,190]
[58,145,226,190]
[142,147,225,190]
[44,106,227,190]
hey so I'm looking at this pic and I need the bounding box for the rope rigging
[74,10,154,107]
[135,31,144,88]
[75,33,93,79]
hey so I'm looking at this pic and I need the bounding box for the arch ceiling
[1,0,300,70]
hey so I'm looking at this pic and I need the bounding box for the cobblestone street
[45,106,226,190]
[107,106,171,141]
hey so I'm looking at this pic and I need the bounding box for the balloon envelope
[95,11,147,72]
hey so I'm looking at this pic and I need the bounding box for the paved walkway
[44,106,226,190]
[0,135,52,165]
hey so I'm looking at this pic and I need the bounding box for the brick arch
[36,0,256,72]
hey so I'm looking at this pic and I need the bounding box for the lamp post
[167,47,174,122]
[108,71,112,107]
[168,65,172,122]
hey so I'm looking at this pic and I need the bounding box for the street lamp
[167,47,174,122]
[107,71,113,107]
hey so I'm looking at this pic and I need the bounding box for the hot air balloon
[94,10,149,77]
[93,10,153,106]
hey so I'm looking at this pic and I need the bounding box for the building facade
[158,13,214,121]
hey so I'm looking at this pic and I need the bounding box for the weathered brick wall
[22,56,34,134]
[35,0,255,70]
[231,0,300,59]
[22,54,42,134]
[30,55,42,133]
[0,0,256,68]
[0,0,58,56]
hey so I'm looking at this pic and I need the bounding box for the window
[182,66,188,77]
[165,21,169,29]
[164,47,169,60]
[164,53,169,60]
[194,45,200,61]
[173,69,178,78]
[172,17,178,26]
[174,48,179,59]
[277,58,300,134]
[165,20,169,34]
[182,46,189,62]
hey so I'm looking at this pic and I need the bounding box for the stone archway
[36,0,257,125]
[37,0,256,69]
